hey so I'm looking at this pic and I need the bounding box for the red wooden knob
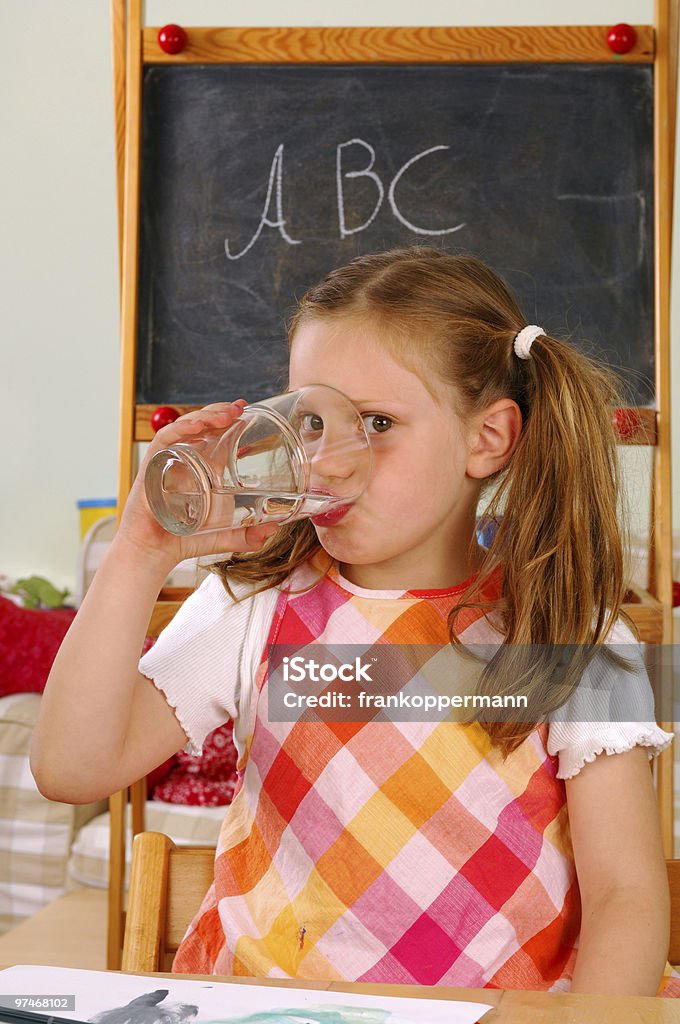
[151,406,181,432]
[612,407,641,439]
[158,24,188,55]
[606,23,637,55]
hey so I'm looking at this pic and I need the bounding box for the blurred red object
[612,407,641,440]
[606,23,637,55]
[0,595,76,695]
[157,24,188,55]
[150,405,180,432]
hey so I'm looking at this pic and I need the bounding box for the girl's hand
[115,401,278,571]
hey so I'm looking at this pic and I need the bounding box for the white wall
[0,0,671,595]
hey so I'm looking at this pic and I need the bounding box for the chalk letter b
[336,139,385,239]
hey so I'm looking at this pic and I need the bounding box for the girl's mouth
[311,504,352,527]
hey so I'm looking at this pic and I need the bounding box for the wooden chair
[669,860,680,968]
[122,833,680,974]
[121,832,215,972]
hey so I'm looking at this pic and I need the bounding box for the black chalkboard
[137,63,654,406]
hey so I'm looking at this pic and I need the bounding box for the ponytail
[449,330,638,754]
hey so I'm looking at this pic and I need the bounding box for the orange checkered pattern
[173,554,680,996]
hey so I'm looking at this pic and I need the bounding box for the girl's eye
[301,413,324,433]
[362,414,393,435]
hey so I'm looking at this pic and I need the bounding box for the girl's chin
[315,532,381,566]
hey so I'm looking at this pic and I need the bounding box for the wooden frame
[653,0,678,859]
[139,25,656,64]
[110,1,678,968]
[110,0,146,969]
[109,0,127,973]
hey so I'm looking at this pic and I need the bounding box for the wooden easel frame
[109,0,678,969]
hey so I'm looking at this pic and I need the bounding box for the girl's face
[288,318,485,591]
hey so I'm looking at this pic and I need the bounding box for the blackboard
[137,62,654,406]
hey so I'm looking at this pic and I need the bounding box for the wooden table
[0,891,107,971]
[1,898,679,1022]
[158,972,680,1023]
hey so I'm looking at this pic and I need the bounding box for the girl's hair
[214,245,638,755]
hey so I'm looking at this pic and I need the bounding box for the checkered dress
[172,557,680,995]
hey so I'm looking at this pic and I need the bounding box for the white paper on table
[0,966,493,1024]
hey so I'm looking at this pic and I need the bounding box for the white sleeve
[548,617,674,780]
[138,573,278,756]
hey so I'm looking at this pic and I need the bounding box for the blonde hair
[214,246,638,755]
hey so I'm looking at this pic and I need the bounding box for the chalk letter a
[225,144,301,261]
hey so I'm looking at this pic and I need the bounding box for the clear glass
[145,385,372,535]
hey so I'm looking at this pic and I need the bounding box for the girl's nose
[310,442,358,482]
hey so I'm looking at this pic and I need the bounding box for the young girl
[32,246,677,996]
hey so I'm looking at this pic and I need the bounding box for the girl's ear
[465,399,523,479]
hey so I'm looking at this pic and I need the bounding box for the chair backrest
[122,837,680,974]
[668,859,680,967]
[121,831,215,972]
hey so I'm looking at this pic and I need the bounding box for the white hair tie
[514,325,546,360]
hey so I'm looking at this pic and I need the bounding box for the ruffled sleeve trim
[138,573,278,756]
[550,722,674,780]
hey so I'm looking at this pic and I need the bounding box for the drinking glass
[145,385,372,536]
